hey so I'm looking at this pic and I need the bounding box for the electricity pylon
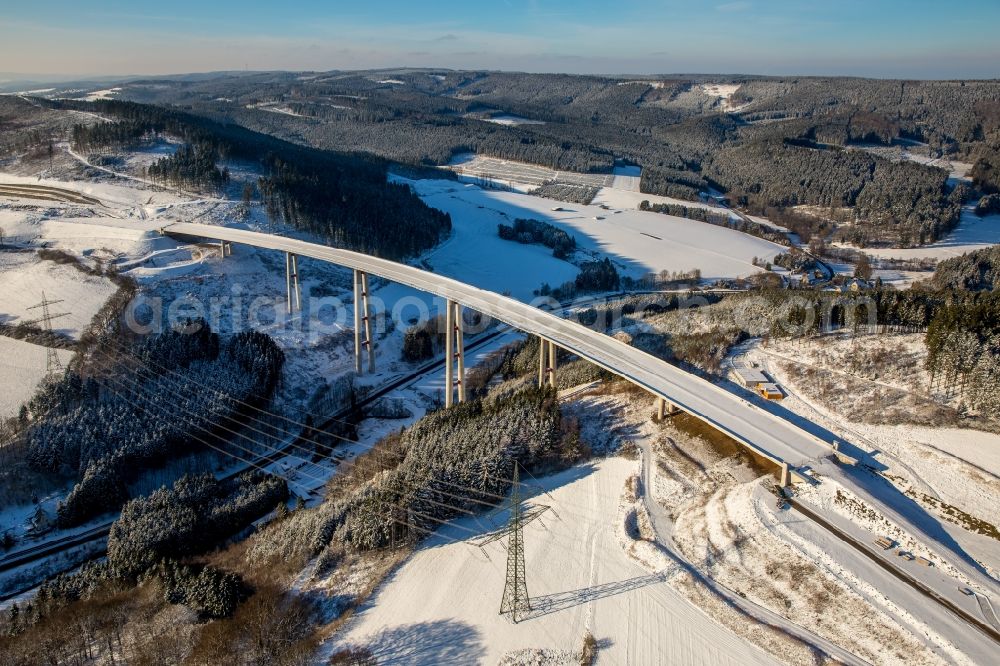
[26,293,69,376]
[499,463,532,623]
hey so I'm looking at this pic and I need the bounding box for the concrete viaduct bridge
[163,222,834,482]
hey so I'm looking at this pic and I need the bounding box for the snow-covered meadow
[328,456,774,666]
[394,175,781,286]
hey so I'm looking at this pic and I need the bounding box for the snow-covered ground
[396,176,780,285]
[852,207,1000,262]
[0,337,74,419]
[246,101,305,117]
[701,83,747,112]
[0,253,118,339]
[80,88,120,102]
[610,164,641,192]
[480,114,545,126]
[329,457,774,666]
[591,187,737,220]
[736,336,1000,582]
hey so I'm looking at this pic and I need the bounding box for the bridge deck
[163,222,832,469]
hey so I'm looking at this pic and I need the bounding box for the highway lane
[165,222,834,469]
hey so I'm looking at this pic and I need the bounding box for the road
[633,437,871,665]
[787,496,1000,646]
[164,222,835,471]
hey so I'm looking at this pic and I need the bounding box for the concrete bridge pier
[454,301,466,404]
[219,240,232,258]
[353,269,374,374]
[444,300,466,407]
[537,337,558,388]
[285,252,301,313]
[654,396,681,421]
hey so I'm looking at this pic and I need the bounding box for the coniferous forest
[22,322,284,527]
[62,99,452,260]
[58,71,1000,249]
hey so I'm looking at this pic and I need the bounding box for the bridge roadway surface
[164,222,832,470]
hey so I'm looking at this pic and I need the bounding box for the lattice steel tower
[26,293,68,376]
[500,463,532,622]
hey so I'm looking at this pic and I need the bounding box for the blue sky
[2,1,999,79]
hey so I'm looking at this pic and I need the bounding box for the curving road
[163,222,833,470]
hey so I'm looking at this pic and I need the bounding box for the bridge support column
[285,252,301,312]
[538,337,547,388]
[361,271,374,373]
[291,253,301,311]
[548,339,557,388]
[285,252,293,313]
[537,338,558,388]
[445,300,455,407]
[780,462,791,488]
[454,301,465,404]
[353,269,374,374]
[654,397,681,421]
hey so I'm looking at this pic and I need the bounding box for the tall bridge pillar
[548,339,557,388]
[444,299,465,407]
[285,252,301,313]
[353,269,374,374]
[654,396,681,421]
[537,337,557,388]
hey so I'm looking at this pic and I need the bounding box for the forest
[239,380,582,568]
[932,246,1000,292]
[497,217,577,259]
[20,323,284,527]
[61,99,452,260]
[67,70,999,248]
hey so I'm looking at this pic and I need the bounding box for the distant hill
[932,245,1000,291]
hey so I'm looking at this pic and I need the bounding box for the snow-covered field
[396,176,780,286]
[329,457,774,665]
[701,84,746,112]
[246,101,305,117]
[480,114,545,126]
[0,253,118,339]
[610,164,641,192]
[80,88,120,102]
[0,337,74,419]
[591,187,736,220]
